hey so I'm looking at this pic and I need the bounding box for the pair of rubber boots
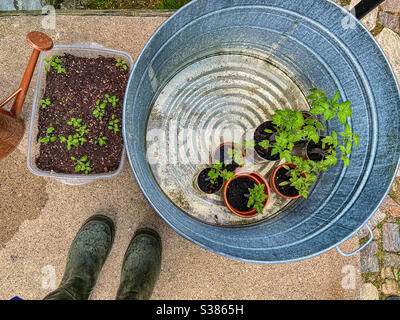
[44,215,161,300]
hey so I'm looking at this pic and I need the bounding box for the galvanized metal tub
[123,0,400,263]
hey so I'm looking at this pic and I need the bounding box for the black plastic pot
[194,167,223,194]
[307,139,330,161]
[291,135,334,161]
[253,121,280,161]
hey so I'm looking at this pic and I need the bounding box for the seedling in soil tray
[40,126,57,143]
[40,98,51,109]
[35,53,128,176]
[67,117,83,127]
[115,57,128,71]
[93,98,107,121]
[108,115,120,134]
[44,55,66,73]
[105,94,119,108]
[71,156,92,175]
[95,136,108,147]
[61,118,88,147]
[60,134,79,150]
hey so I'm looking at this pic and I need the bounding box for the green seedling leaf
[337,110,347,124]
[333,90,340,103]
[247,184,268,214]
[353,134,359,147]
[259,139,270,150]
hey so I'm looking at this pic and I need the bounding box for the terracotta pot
[269,163,302,199]
[212,142,245,173]
[222,171,270,218]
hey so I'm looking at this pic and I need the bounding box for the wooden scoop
[0,31,53,160]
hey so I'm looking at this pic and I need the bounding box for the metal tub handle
[336,224,373,257]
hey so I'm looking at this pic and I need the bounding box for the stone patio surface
[0,10,397,300]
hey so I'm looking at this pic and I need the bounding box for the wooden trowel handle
[7,31,53,118]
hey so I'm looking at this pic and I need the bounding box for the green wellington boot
[116,228,162,300]
[44,215,115,300]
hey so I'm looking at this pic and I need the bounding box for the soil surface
[197,168,223,194]
[275,166,299,197]
[35,54,128,175]
[226,177,256,212]
[254,121,280,161]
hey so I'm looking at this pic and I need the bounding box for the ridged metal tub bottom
[146,52,311,226]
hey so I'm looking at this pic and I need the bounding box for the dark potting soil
[275,166,299,197]
[226,177,256,212]
[35,54,129,175]
[214,145,240,172]
[197,168,223,194]
[254,121,280,161]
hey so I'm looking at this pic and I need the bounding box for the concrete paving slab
[0,15,361,300]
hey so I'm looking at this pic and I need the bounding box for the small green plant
[75,124,88,138]
[44,55,66,73]
[40,98,51,109]
[105,94,119,108]
[63,118,88,147]
[278,158,318,199]
[108,115,120,134]
[70,156,92,175]
[93,99,107,120]
[95,136,108,147]
[268,109,323,158]
[93,95,119,121]
[247,184,269,214]
[115,57,127,71]
[307,89,359,168]
[67,117,83,127]
[307,89,353,124]
[60,134,80,150]
[207,161,235,184]
[259,88,359,198]
[40,126,57,143]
